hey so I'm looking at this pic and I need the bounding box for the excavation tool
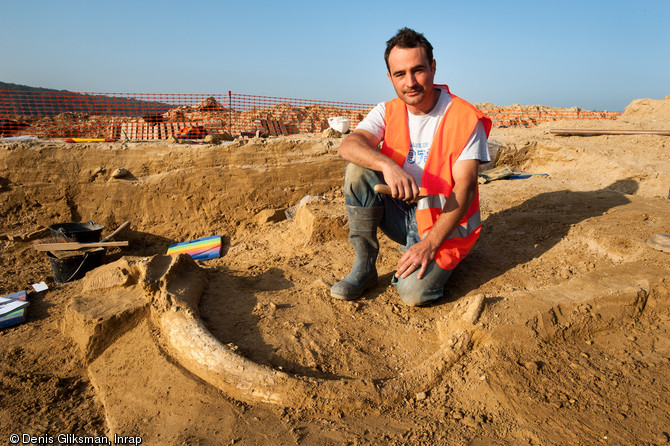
[373,184,427,200]
[33,241,128,251]
[101,221,131,242]
[550,129,670,136]
[33,221,131,252]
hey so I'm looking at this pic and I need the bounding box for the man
[330,27,492,306]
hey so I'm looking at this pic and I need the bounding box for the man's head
[384,27,434,73]
[384,28,438,114]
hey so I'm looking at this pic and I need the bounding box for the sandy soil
[1,97,669,445]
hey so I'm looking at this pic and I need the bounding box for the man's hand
[395,238,438,279]
[338,129,420,202]
[381,162,420,202]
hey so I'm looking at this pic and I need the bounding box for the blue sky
[1,0,668,110]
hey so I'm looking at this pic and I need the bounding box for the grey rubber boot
[331,205,384,300]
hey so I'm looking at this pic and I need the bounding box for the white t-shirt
[357,89,490,185]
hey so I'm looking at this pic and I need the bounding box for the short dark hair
[384,27,434,72]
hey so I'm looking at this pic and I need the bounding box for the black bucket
[48,220,104,242]
[47,248,105,284]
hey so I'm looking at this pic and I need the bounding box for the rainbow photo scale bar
[167,235,222,260]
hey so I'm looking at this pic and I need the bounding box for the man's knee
[345,163,376,187]
[344,163,381,207]
[398,289,440,307]
[394,263,452,306]
[395,279,442,307]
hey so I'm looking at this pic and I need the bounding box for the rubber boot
[331,205,384,300]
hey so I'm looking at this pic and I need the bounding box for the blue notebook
[0,290,29,329]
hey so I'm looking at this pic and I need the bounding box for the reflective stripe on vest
[381,85,491,270]
[416,194,481,238]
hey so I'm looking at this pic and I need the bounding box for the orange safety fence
[483,108,623,128]
[0,91,375,140]
[0,90,622,139]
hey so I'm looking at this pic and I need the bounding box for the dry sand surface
[1,97,669,445]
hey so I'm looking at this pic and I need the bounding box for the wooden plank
[268,119,280,136]
[259,119,270,134]
[107,122,119,139]
[33,241,129,252]
[551,128,670,136]
[129,122,137,139]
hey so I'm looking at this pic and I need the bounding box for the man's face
[386,46,437,113]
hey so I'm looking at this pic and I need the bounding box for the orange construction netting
[0,90,622,140]
[483,108,622,128]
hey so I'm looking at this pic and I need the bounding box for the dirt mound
[620,95,670,124]
[1,100,669,444]
[475,102,576,112]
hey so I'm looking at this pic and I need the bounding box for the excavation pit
[1,98,670,443]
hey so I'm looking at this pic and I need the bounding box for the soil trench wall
[0,138,346,240]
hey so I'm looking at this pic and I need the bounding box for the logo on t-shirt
[408,143,429,166]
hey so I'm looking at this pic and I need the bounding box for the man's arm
[338,129,420,201]
[395,158,479,279]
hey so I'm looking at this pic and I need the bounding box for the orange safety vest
[380,85,492,270]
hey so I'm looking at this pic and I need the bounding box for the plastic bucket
[47,248,105,284]
[48,220,104,242]
[328,116,350,133]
